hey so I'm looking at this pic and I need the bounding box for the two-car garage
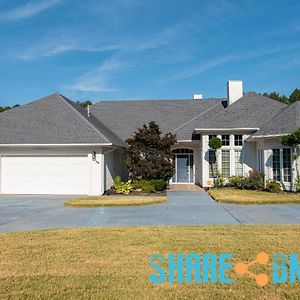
[0,155,90,195]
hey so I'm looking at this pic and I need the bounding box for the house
[0,80,297,195]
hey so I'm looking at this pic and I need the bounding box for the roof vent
[227,80,243,105]
[193,94,203,100]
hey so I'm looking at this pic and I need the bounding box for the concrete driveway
[0,191,299,232]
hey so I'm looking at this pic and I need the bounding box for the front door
[172,149,194,183]
[177,155,190,182]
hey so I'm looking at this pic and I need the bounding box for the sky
[0,0,300,106]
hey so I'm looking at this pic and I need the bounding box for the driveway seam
[220,204,243,225]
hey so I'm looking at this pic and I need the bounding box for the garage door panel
[1,156,89,195]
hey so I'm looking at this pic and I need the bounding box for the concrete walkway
[0,191,299,232]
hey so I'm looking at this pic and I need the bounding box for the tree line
[262,89,300,104]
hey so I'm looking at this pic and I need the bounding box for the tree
[289,89,300,103]
[76,100,93,107]
[0,104,20,113]
[125,121,176,181]
[281,128,300,191]
[208,137,223,186]
[263,92,289,104]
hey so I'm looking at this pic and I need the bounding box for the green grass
[209,187,300,204]
[64,195,167,207]
[0,226,299,299]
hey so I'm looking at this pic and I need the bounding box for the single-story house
[0,80,298,195]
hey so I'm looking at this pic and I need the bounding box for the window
[272,149,280,181]
[222,150,230,178]
[208,150,217,178]
[283,148,291,182]
[257,149,264,173]
[234,135,243,146]
[173,148,193,154]
[222,135,230,146]
[235,150,243,176]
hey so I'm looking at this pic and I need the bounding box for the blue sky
[0,0,300,106]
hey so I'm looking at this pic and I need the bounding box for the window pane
[209,150,217,178]
[235,150,243,176]
[258,150,264,172]
[222,150,230,178]
[283,148,291,182]
[222,135,230,146]
[272,149,280,181]
[234,135,243,146]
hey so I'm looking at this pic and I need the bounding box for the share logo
[234,252,269,286]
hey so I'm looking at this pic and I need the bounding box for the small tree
[125,121,176,181]
[208,137,223,187]
[281,128,300,191]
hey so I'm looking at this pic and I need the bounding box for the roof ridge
[57,93,111,144]
[172,101,224,133]
[93,98,224,105]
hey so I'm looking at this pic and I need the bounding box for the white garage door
[1,155,89,195]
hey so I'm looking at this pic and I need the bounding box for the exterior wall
[201,133,257,187]
[171,141,201,184]
[0,146,106,196]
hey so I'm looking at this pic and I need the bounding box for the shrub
[228,176,245,188]
[266,180,281,193]
[209,137,222,150]
[240,169,264,190]
[215,173,224,188]
[150,179,166,191]
[132,180,156,193]
[296,176,300,192]
[113,176,133,195]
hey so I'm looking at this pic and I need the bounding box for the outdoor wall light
[92,151,100,164]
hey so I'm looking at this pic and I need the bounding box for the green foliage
[215,173,224,188]
[150,179,166,191]
[281,128,300,150]
[263,88,300,105]
[209,137,222,150]
[132,180,156,193]
[289,89,300,103]
[125,121,176,181]
[295,176,300,193]
[76,100,93,107]
[0,104,20,113]
[263,92,289,104]
[228,176,245,188]
[265,180,281,193]
[239,169,264,190]
[113,176,133,194]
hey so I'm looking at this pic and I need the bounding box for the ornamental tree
[208,136,223,186]
[125,121,176,181]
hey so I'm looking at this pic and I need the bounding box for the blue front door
[177,154,190,183]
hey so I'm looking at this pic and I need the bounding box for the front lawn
[0,226,299,299]
[64,195,167,207]
[209,187,300,204]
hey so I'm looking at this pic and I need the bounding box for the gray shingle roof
[251,100,300,137]
[194,93,287,130]
[90,98,223,141]
[0,93,125,146]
